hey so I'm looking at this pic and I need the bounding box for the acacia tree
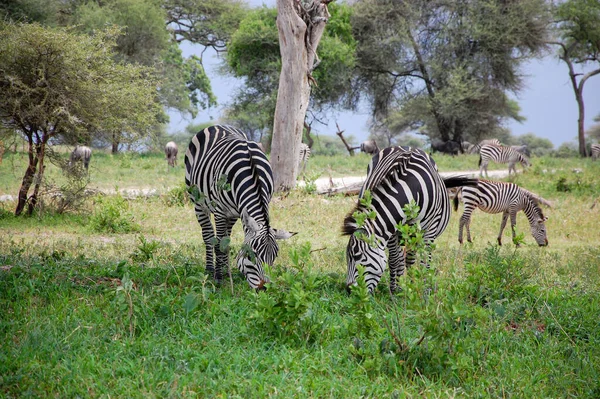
[550,0,600,157]
[0,23,161,215]
[352,0,548,145]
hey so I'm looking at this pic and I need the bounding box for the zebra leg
[498,211,509,246]
[194,206,216,277]
[509,210,520,247]
[214,217,236,284]
[460,204,476,243]
[387,233,405,293]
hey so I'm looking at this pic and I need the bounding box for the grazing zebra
[479,144,530,177]
[342,146,478,293]
[69,145,92,170]
[454,180,550,247]
[360,140,380,156]
[185,125,294,289]
[165,141,178,167]
[298,142,311,175]
[592,144,600,161]
[511,144,531,157]
[469,139,501,154]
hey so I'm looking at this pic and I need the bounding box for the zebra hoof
[497,238,502,246]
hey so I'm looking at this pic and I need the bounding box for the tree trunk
[112,132,120,154]
[15,138,39,216]
[271,0,330,192]
[576,88,587,157]
[27,140,48,215]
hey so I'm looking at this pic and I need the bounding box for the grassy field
[1,149,600,397]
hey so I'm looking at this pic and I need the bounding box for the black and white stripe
[454,179,549,247]
[185,125,292,289]
[343,146,478,293]
[479,144,531,177]
[592,144,600,161]
[469,139,501,154]
[298,143,311,175]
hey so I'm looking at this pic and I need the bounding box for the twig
[309,247,327,253]
[544,301,576,346]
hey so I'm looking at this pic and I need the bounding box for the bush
[89,194,139,233]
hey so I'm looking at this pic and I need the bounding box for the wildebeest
[430,139,461,156]
[165,141,178,167]
[70,145,92,170]
[360,140,380,156]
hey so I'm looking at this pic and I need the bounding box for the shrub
[89,194,139,233]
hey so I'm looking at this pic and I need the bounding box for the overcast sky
[168,0,600,148]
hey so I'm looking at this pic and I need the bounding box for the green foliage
[555,0,600,59]
[131,235,161,263]
[248,242,323,343]
[89,194,139,233]
[352,190,379,247]
[163,183,190,207]
[396,200,428,258]
[348,266,380,337]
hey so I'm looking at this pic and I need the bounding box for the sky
[167,0,600,149]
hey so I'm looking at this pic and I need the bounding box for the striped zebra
[592,144,600,161]
[469,139,501,154]
[479,144,531,177]
[454,179,550,247]
[343,146,478,293]
[185,125,294,289]
[298,143,311,175]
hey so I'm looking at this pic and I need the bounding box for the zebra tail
[478,154,482,167]
[443,176,479,189]
[453,195,459,212]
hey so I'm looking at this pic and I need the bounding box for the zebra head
[527,198,549,247]
[343,218,386,293]
[237,210,295,289]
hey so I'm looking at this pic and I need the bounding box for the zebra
[511,144,531,158]
[69,145,92,170]
[454,179,550,247]
[360,140,380,156]
[165,141,178,167]
[592,144,600,161]
[479,144,531,177]
[185,125,294,289]
[469,139,501,154]
[298,142,311,175]
[342,146,478,293]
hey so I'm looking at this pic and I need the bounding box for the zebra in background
[298,142,311,175]
[592,144,600,161]
[69,145,92,170]
[469,138,501,154]
[165,141,178,167]
[454,180,550,247]
[343,146,478,293]
[479,144,531,177]
[185,125,294,289]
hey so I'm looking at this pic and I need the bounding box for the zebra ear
[241,209,261,233]
[271,228,297,240]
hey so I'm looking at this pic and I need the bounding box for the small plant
[131,235,161,263]
[248,242,322,343]
[114,272,136,337]
[300,171,321,194]
[163,183,189,207]
[352,190,379,248]
[396,200,428,259]
[348,265,381,337]
[556,176,571,192]
[89,193,139,233]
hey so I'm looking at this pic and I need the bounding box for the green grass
[1,150,600,397]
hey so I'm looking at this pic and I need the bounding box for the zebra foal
[479,144,530,177]
[298,142,311,175]
[454,180,550,247]
[343,146,478,293]
[185,125,293,289]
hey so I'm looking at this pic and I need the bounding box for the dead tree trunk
[271,0,331,192]
[335,122,355,156]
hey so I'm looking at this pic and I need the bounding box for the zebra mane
[359,147,413,197]
[342,212,359,236]
[522,188,553,209]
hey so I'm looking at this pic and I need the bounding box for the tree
[226,1,356,189]
[0,23,161,215]
[550,0,600,157]
[351,0,548,145]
